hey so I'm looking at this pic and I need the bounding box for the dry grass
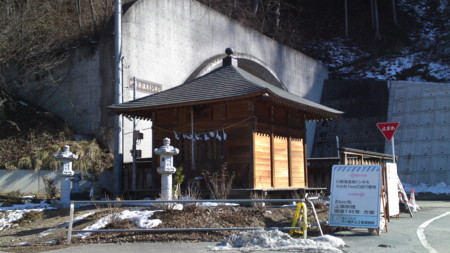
[15,211,43,226]
[0,98,113,176]
[250,191,268,210]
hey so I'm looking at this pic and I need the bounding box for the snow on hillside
[318,0,449,82]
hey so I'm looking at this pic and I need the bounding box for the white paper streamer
[216,131,222,141]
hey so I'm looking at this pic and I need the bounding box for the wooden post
[252,132,257,189]
[271,133,275,188]
[288,136,293,187]
[384,164,391,222]
[190,109,196,170]
[381,164,388,233]
[249,101,255,188]
[303,142,308,187]
[151,112,157,190]
[288,111,293,187]
[270,106,274,188]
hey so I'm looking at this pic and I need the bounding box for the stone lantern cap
[154,138,179,156]
[54,145,79,161]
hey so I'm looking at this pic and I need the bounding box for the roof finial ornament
[223,48,237,67]
[225,48,234,56]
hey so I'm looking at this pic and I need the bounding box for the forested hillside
[198,0,449,82]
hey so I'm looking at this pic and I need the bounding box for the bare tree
[0,0,115,98]
[345,0,349,38]
[90,0,99,34]
[252,0,259,15]
[371,0,381,40]
[274,0,280,33]
[391,0,398,26]
[77,0,83,31]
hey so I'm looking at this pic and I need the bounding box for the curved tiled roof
[108,64,343,120]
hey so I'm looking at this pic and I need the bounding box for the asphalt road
[332,200,450,252]
[30,200,450,253]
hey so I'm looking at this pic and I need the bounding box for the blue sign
[329,165,381,229]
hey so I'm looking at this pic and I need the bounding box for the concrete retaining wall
[11,46,105,137]
[312,79,450,187]
[0,170,113,198]
[312,80,389,157]
[387,81,450,186]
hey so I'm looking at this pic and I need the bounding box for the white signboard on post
[386,163,399,216]
[329,165,381,228]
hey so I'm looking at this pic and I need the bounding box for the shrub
[250,191,267,210]
[182,184,204,211]
[31,195,41,204]
[5,190,23,204]
[173,166,185,199]
[42,176,59,201]
[69,140,113,181]
[183,184,203,200]
[202,162,235,200]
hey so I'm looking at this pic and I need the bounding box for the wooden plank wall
[253,133,271,188]
[253,133,306,189]
[290,138,305,187]
[273,136,289,188]
[225,101,251,187]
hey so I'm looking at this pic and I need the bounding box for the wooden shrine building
[109,49,343,193]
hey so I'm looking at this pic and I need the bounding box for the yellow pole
[289,202,308,239]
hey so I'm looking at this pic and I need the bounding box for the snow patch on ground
[39,211,96,237]
[12,241,30,247]
[0,201,56,231]
[0,201,56,211]
[77,210,161,239]
[210,229,345,252]
[0,210,32,231]
[200,202,240,207]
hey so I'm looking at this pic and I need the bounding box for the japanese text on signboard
[129,78,162,94]
[329,165,381,229]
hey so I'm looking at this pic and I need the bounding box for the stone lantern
[54,145,78,207]
[154,137,179,200]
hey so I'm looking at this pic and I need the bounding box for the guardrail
[67,197,323,244]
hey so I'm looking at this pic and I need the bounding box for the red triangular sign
[376,122,400,141]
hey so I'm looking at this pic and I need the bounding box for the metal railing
[67,197,321,244]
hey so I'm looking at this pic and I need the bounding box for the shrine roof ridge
[108,64,343,120]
